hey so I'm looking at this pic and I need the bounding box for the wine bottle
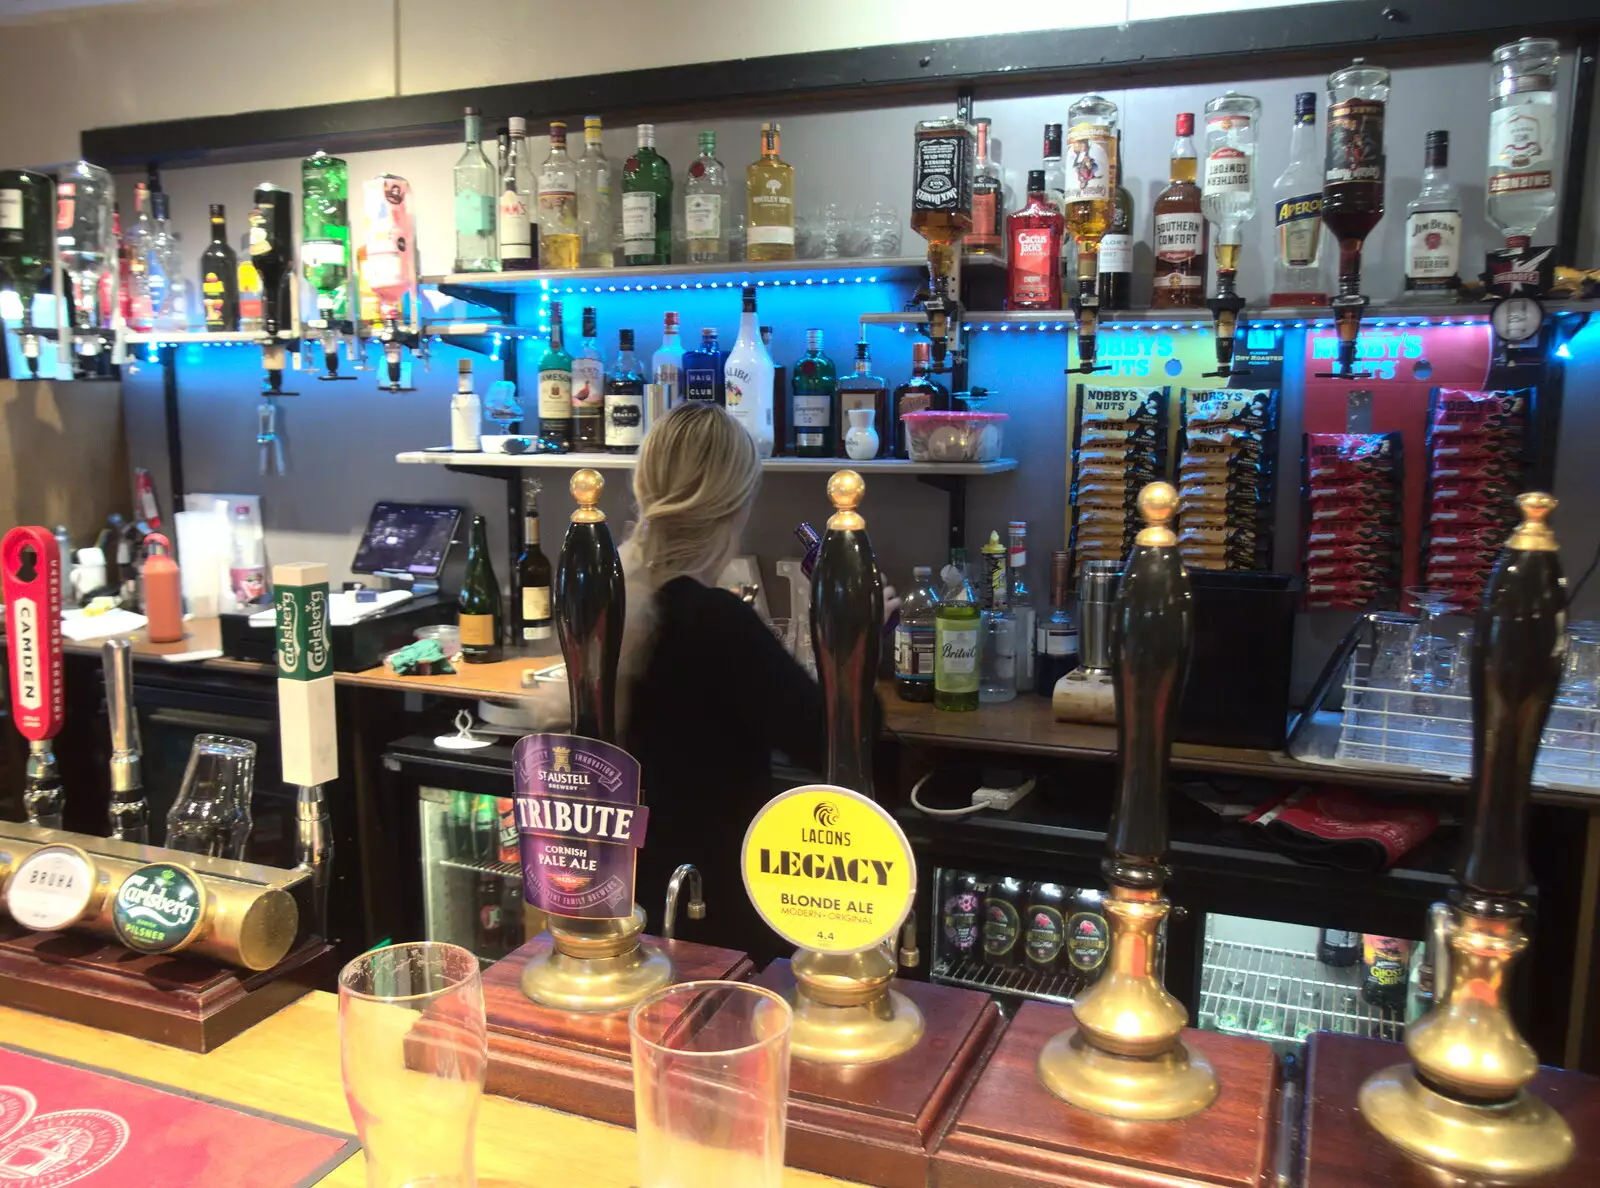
[557,470,625,742]
[458,514,503,664]
[518,483,554,644]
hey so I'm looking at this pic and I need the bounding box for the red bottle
[1006,169,1064,310]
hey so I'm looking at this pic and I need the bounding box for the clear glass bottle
[576,116,614,268]
[604,328,645,453]
[123,181,154,330]
[452,108,498,273]
[1152,114,1206,308]
[934,550,980,713]
[722,285,774,457]
[498,116,535,270]
[1403,131,1462,296]
[1269,93,1328,306]
[538,121,581,270]
[835,338,889,458]
[791,329,836,459]
[1042,122,1068,291]
[1323,59,1391,300]
[1062,95,1119,298]
[684,130,729,263]
[746,122,795,262]
[150,190,189,331]
[537,301,572,452]
[1034,550,1080,696]
[1487,38,1560,251]
[1201,91,1261,289]
[650,310,685,406]
[621,124,672,265]
[895,566,941,703]
[571,306,604,449]
[1007,521,1036,692]
[965,117,1004,257]
[979,530,1017,703]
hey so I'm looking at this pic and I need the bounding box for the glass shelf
[396,449,1017,476]
[861,301,1500,331]
[426,255,928,297]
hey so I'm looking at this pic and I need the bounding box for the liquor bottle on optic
[122,180,154,330]
[651,310,685,406]
[746,122,796,262]
[0,168,53,370]
[537,300,573,451]
[237,225,263,333]
[684,130,730,263]
[1098,141,1134,311]
[452,108,498,273]
[458,514,503,664]
[911,115,974,302]
[1486,38,1561,252]
[1322,59,1390,300]
[1200,92,1261,294]
[791,329,838,459]
[1270,93,1328,306]
[683,327,726,405]
[892,341,950,459]
[538,121,581,270]
[621,124,673,266]
[604,328,646,454]
[1402,131,1462,297]
[250,184,295,337]
[576,116,614,268]
[199,205,239,331]
[1152,113,1205,308]
[149,190,184,331]
[302,152,350,326]
[498,116,536,271]
[56,159,115,338]
[1006,169,1064,311]
[517,478,554,645]
[722,285,775,457]
[835,338,889,458]
[572,306,604,450]
[965,117,1004,258]
[1062,95,1119,300]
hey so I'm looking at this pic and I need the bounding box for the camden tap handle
[1107,482,1193,887]
[557,469,625,746]
[1461,493,1565,899]
[811,470,883,799]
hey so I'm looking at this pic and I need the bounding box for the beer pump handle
[557,470,625,746]
[1107,483,1192,887]
[103,637,149,843]
[811,470,882,799]
[1461,493,1565,900]
[3,527,65,828]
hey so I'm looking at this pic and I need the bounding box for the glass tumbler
[629,980,793,1188]
[339,942,487,1188]
[165,733,256,859]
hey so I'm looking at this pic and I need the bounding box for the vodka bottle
[1486,37,1560,250]
[1007,521,1036,691]
[575,116,614,268]
[498,116,535,270]
[722,285,774,457]
[1200,91,1261,285]
[56,160,114,335]
[452,108,498,272]
[650,310,685,407]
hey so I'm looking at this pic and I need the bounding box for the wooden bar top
[0,993,860,1188]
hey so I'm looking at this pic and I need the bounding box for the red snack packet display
[1301,433,1403,610]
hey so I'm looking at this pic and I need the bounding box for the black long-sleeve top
[623,575,825,965]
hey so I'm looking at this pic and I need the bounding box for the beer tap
[359,174,426,392]
[103,638,149,844]
[1358,493,1575,1179]
[661,863,705,940]
[3,528,66,829]
[1037,483,1220,1120]
[1199,93,1260,379]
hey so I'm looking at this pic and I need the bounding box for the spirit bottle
[1062,95,1119,299]
[764,325,788,454]
[1201,92,1261,292]
[1403,131,1461,296]
[895,566,940,702]
[1007,521,1036,691]
[538,121,581,270]
[571,306,604,450]
[965,116,1004,257]
[451,358,481,452]
[892,340,950,459]
[0,168,52,368]
[1098,143,1134,311]
[683,327,725,404]
[1486,38,1560,251]
[498,116,535,271]
[537,301,573,451]
[361,175,417,327]
[199,205,239,331]
[650,310,685,406]
[979,530,1017,703]
[123,181,154,330]
[149,189,189,331]
[1034,550,1079,696]
[934,549,979,712]
[452,108,498,273]
[301,151,350,322]
[791,329,837,459]
[458,514,503,664]
[722,285,775,457]
[1151,114,1205,308]
[911,115,974,285]
[1043,123,1069,294]
[1322,59,1390,300]
[604,328,645,453]
[1270,93,1328,306]
[746,122,796,262]
[250,184,294,337]
[836,338,889,458]
[517,479,554,644]
[576,116,613,268]
[621,124,672,265]
[1006,169,1064,310]
[237,227,263,333]
[684,130,729,263]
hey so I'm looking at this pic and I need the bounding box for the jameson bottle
[301,151,350,321]
[538,301,573,451]
[572,306,604,450]
[458,515,503,664]
[199,205,239,331]
[791,329,837,458]
[517,480,554,643]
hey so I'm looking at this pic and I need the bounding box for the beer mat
[0,1045,359,1187]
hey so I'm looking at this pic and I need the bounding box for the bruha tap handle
[1461,493,1566,901]
[103,637,149,844]
[3,528,66,828]
[557,469,625,746]
[1106,482,1193,888]
[810,470,883,799]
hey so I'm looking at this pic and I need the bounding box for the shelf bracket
[436,283,517,321]
[917,472,966,554]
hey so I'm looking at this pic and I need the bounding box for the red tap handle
[3,527,65,742]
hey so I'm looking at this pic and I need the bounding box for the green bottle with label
[934,548,980,712]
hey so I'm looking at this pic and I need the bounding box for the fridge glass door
[418,784,530,964]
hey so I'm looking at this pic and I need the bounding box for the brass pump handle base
[1038,1027,1219,1122]
[787,946,926,1065]
[519,905,675,1014]
[1358,1063,1575,1180]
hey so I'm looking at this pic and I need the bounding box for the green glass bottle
[621,123,673,265]
[934,548,980,711]
[301,151,350,323]
[791,329,838,458]
[458,514,503,664]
